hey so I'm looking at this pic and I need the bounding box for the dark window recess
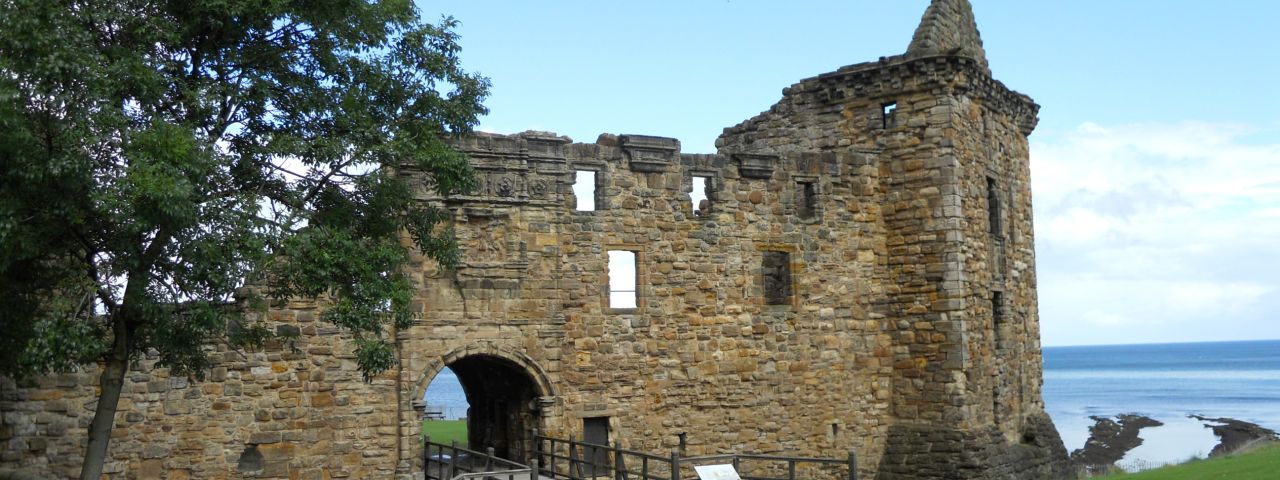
[992,291,1005,325]
[583,417,610,476]
[882,102,898,128]
[236,445,264,473]
[762,251,792,305]
[987,176,1002,237]
[797,181,818,220]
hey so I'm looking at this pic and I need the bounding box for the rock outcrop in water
[1189,414,1280,458]
[1070,414,1164,475]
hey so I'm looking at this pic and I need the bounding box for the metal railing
[531,430,857,480]
[422,437,533,480]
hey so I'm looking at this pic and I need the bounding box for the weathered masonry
[0,1,1070,478]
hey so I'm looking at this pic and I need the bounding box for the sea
[1044,339,1280,471]
[424,339,1280,471]
[423,369,469,420]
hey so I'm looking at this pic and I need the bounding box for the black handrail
[422,436,532,480]
[531,430,857,480]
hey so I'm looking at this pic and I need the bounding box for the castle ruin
[1,1,1071,478]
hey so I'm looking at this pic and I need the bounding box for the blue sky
[416,1,1280,347]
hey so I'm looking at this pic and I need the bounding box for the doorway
[424,354,543,462]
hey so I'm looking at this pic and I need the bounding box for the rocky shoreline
[1070,413,1280,474]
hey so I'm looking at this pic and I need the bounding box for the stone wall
[393,131,898,474]
[1,1,1070,478]
[1,301,403,479]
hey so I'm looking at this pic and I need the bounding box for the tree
[0,1,488,478]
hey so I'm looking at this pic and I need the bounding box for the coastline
[1070,413,1279,474]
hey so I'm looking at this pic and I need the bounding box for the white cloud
[1031,122,1280,346]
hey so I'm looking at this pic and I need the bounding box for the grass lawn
[421,419,468,447]
[1101,442,1280,479]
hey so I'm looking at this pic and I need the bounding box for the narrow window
[574,170,597,211]
[797,181,818,220]
[762,251,792,306]
[583,417,610,476]
[992,290,1005,423]
[608,251,637,309]
[987,176,1002,238]
[882,102,897,129]
[690,176,711,217]
[992,291,1005,325]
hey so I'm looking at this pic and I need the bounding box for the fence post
[486,446,496,472]
[614,441,625,480]
[570,435,584,479]
[532,429,543,476]
[787,459,796,480]
[427,435,437,480]
[847,451,858,480]
[449,440,459,479]
[670,451,680,480]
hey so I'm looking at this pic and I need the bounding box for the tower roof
[906,0,989,71]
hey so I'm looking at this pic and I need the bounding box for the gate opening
[422,354,542,463]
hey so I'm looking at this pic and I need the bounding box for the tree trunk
[80,316,129,480]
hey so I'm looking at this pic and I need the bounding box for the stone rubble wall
[1,303,403,479]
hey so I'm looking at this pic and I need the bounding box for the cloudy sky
[415,0,1280,346]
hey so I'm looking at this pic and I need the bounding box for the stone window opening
[573,170,598,211]
[986,176,1002,238]
[797,180,819,220]
[762,251,793,306]
[607,250,638,310]
[690,175,712,217]
[881,102,898,129]
[992,291,1005,325]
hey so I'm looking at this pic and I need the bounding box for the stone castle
[1,1,1071,478]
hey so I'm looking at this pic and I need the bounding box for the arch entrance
[419,348,553,463]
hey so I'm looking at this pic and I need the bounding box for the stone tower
[0,1,1070,479]
[719,0,1069,477]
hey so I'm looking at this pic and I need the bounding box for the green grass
[1100,442,1280,479]
[422,419,468,447]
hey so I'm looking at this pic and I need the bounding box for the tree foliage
[0,0,487,476]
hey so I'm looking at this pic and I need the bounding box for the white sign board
[694,464,742,480]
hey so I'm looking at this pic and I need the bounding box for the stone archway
[416,345,555,463]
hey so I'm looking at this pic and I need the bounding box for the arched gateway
[413,345,555,463]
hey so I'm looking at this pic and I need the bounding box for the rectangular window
[797,181,818,220]
[574,170,597,211]
[608,251,637,309]
[583,417,611,476]
[762,251,792,306]
[882,102,897,129]
[987,176,1002,238]
[691,176,711,217]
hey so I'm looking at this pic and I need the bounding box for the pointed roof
[906,0,989,71]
